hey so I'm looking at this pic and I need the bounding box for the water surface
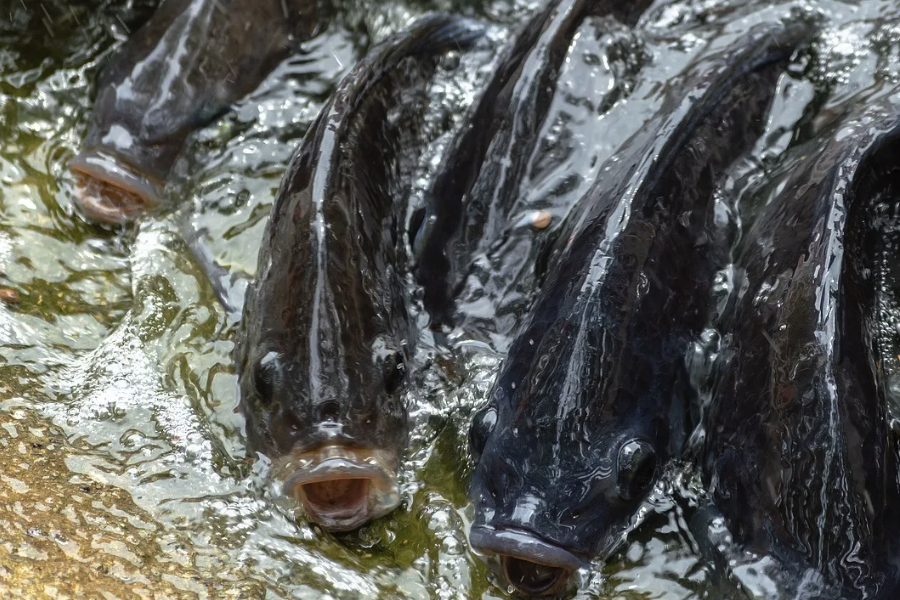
[2,0,900,598]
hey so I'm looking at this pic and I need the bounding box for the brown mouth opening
[71,171,154,224]
[502,556,571,597]
[297,477,371,519]
[276,447,401,532]
[68,150,165,224]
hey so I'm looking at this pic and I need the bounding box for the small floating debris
[531,210,552,229]
[0,288,20,304]
[514,209,553,230]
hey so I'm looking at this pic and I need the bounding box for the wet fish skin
[69,0,322,223]
[413,0,652,326]
[234,14,484,532]
[703,98,900,598]
[467,19,811,585]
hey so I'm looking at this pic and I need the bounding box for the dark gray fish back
[469,18,812,561]
[704,96,900,598]
[236,14,484,457]
[413,0,654,325]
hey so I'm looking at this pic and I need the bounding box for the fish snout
[69,150,164,224]
[469,526,587,597]
[277,446,400,532]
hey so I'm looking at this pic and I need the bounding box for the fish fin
[181,222,246,324]
[409,206,426,251]
[684,499,782,600]
[692,489,844,600]
[668,362,694,456]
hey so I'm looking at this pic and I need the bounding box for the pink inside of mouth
[277,448,401,531]
[297,477,371,520]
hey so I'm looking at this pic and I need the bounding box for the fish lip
[68,149,165,223]
[469,526,589,572]
[273,445,401,532]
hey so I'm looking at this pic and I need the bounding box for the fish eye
[253,351,280,405]
[383,352,405,395]
[615,439,657,502]
[469,404,497,459]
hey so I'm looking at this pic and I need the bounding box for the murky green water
[3,0,900,598]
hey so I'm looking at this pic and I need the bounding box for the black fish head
[69,149,166,224]
[468,319,668,594]
[470,424,660,592]
[235,240,410,531]
[238,332,408,531]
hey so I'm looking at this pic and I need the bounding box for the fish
[413,0,652,328]
[68,0,322,224]
[700,94,900,599]
[234,14,484,533]
[466,19,812,596]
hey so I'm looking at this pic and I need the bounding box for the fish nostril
[501,556,570,596]
[316,400,341,422]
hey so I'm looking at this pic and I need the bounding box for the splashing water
[4,0,900,598]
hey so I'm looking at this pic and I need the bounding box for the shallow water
[3,0,900,598]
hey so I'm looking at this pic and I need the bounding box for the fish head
[236,277,409,532]
[470,420,660,595]
[468,326,667,595]
[239,339,408,531]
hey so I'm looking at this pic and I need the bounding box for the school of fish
[50,0,900,597]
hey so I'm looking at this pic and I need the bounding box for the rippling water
[2,0,900,598]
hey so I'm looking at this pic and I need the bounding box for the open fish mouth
[470,526,588,596]
[68,149,165,224]
[274,445,400,532]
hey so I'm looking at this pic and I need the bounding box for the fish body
[235,14,483,533]
[413,0,652,326]
[69,0,321,223]
[467,20,811,596]
[702,96,900,599]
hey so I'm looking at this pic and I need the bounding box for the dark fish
[467,21,811,596]
[701,96,900,598]
[234,14,483,533]
[413,0,652,326]
[69,0,322,224]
